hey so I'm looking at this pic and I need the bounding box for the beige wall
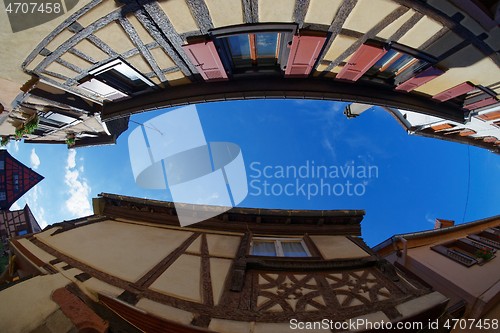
[0,274,70,333]
[36,220,194,282]
[311,236,370,259]
[387,234,500,320]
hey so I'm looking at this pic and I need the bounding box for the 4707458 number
[5,2,62,14]
[444,318,498,330]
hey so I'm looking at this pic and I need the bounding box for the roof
[97,192,365,235]
[372,215,500,253]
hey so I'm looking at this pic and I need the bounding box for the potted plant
[23,114,39,135]
[65,133,76,148]
[475,247,494,264]
[15,114,39,139]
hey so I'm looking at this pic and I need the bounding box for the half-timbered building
[1,193,450,332]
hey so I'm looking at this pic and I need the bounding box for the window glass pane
[96,69,150,95]
[0,161,4,170]
[372,49,400,71]
[0,192,6,201]
[256,33,279,67]
[17,229,28,236]
[39,117,66,129]
[252,241,277,256]
[227,35,251,68]
[387,54,415,73]
[256,33,278,58]
[282,241,308,257]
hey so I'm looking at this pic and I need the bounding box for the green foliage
[0,136,9,146]
[475,248,494,261]
[65,137,76,148]
[15,114,39,139]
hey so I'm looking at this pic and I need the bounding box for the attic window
[78,59,154,100]
[250,237,311,257]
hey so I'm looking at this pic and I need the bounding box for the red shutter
[336,44,387,81]
[395,67,444,92]
[432,82,475,102]
[285,33,327,77]
[464,97,498,110]
[431,123,455,131]
[182,40,228,81]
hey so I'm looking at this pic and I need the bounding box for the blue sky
[5,99,500,246]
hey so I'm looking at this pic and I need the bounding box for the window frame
[250,237,312,257]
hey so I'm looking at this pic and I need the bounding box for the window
[0,192,5,201]
[210,24,296,76]
[431,238,496,267]
[250,237,311,257]
[13,174,19,192]
[221,32,280,69]
[17,229,28,236]
[78,59,155,100]
[364,49,428,81]
[0,161,4,170]
[358,42,439,89]
[468,229,500,249]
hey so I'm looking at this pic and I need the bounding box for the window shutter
[465,97,498,110]
[182,40,228,81]
[285,33,327,77]
[431,123,454,131]
[336,44,387,81]
[477,110,500,120]
[432,82,475,102]
[395,67,444,92]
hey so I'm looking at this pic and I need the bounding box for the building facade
[0,0,499,150]
[373,216,500,333]
[0,204,42,244]
[0,193,449,332]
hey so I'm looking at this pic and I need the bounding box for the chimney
[434,218,455,229]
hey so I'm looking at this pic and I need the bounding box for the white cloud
[64,149,93,217]
[7,141,20,155]
[30,148,40,169]
[67,149,76,169]
[425,213,435,225]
